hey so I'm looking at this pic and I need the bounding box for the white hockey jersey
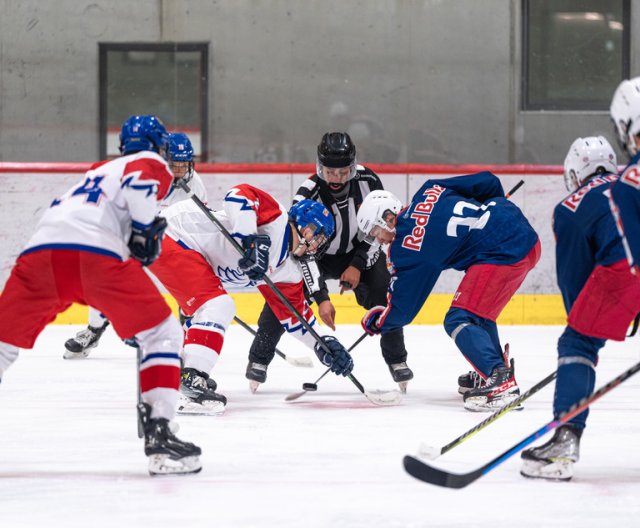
[24,151,174,260]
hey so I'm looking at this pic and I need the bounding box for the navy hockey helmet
[119,115,169,157]
[288,200,335,257]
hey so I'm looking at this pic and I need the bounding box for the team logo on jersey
[621,166,640,190]
[401,185,445,251]
[217,265,256,287]
[561,174,617,212]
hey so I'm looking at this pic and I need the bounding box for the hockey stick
[177,180,402,406]
[418,370,557,459]
[233,316,314,368]
[285,332,369,401]
[403,360,640,488]
[136,346,145,439]
[505,179,524,199]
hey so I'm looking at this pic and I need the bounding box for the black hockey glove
[238,234,271,280]
[128,216,168,266]
[314,335,354,376]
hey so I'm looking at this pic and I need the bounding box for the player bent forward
[358,173,540,412]
[0,115,201,475]
[148,183,354,413]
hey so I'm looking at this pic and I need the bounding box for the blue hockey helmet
[288,200,335,257]
[119,115,169,156]
[168,132,195,184]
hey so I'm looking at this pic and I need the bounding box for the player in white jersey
[0,115,202,475]
[63,132,208,359]
[148,184,354,413]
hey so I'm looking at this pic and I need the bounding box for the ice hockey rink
[1,323,639,528]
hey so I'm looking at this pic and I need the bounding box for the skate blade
[148,454,202,476]
[62,349,90,360]
[520,459,573,481]
[463,394,521,412]
[177,395,226,415]
[249,381,261,393]
[397,381,409,394]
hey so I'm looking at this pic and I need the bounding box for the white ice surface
[1,324,639,528]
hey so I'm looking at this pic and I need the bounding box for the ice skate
[463,358,520,412]
[142,407,202,476]
[457,370,484,394]
[63,321,109,359]
[520,425,581,481]
[388,362,413,393]
[178,368,227,415]
[246,361,268,393]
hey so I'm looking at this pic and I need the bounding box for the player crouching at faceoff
[148,184,354,413]
[0,115,201,475]
[63,131,208,359]
[358,174,540,412]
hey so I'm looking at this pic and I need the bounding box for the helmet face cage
[288,200,335,257]
[168,132,195,185]
[563,136,617,193]
[316,132,358,185]
[119,115,169,157]
[610,78,640,157]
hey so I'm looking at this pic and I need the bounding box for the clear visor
[365,210,397,242]
[169,161,194,184]
[316,161,357,186]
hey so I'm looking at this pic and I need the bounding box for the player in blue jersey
[610,77,640,271]
[520,136,640,481]
[357,173,540,412]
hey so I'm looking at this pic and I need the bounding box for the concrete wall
[0,1,637,165]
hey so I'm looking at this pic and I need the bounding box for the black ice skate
[462,358,520,412]
[141,405,202,476]
[63,321,110,359]
[458,344,511,394]
[246,361,268,393]
[388,362,414,393]
[178,368,227,415]
[520,425,581,481]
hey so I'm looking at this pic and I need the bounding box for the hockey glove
[361,305,386,336]
[238,234,271,280]
[128,216,168,266]
[314,335,354,376]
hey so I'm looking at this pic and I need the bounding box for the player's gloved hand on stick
[128,216,168,266]
[361,305,386,336]
[239,234,271,280]
[314,336,354,376]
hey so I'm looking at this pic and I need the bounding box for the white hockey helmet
[563,136,617,192]
[610,77,640,156]
[357,190,403,237]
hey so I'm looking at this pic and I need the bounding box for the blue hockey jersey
[553,173,627,313]
[380,172,539,332]
[611,151,640,268]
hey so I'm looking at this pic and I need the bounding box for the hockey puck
[302,383,318,391]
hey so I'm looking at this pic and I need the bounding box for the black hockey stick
[177,180,402,406]
[285,332,369,401]
[403,360,640,488]
[418,370,557,459]
[233,316,314,368]
[505,179,524,199]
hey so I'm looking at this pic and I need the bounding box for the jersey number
[446,200,495,237]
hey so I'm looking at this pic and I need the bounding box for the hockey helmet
[316,132,358,189]
[357,190,403,240]
[168,132,195,184]
[119,115,169,157]
[610,77,640,157]
[288,200,335,257]
[563,136,617,192]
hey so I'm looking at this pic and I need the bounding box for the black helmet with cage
[316,132,357,192]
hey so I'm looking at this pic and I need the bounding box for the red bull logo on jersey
[561,174,618,212]
[621,165,640,190]
[401,184,445,251]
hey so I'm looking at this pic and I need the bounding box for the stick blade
[364,389,403,406]
[403,455,481,489]
[284,391,306,402]
[286,355,314,368]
